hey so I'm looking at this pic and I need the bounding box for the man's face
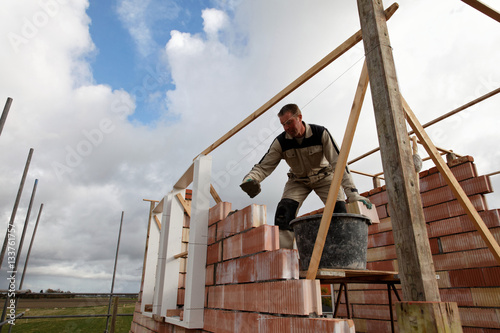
[279,112,304,138]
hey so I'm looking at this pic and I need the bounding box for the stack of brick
[204,203,355,333]
[131,202,356,333]
[342,156,500,332]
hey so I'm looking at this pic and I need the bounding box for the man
[240,103,371,249]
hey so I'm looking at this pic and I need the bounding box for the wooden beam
[195,3,399,160]
[357,0,441,302]
[154,215,161,230]
[402,97,500,264]
[306,61,369,280]
[210,184,222,204]
[176,193,192,217]
[462,0,500,23]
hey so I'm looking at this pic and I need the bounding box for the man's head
[278,104,305,138]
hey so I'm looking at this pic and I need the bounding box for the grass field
[3,297,135,333]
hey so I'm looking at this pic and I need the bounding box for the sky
[0,0,499,294]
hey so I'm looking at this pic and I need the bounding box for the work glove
[346,190,372,209]
[240,178,261,198]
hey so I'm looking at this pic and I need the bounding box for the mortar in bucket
[290,213,371,271]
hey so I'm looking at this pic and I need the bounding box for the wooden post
[306,61,369,279]
[357,0,441,302]
[396,302,463,333]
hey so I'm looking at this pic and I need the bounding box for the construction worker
[240,103,371,249]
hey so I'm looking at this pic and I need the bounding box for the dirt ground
[11,297,137,309]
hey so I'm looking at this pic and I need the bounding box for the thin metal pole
[0,148,34,269]
[19,203,44,290]
[104,211,124,333]
[6,180,38,333]
[0,98,13,137]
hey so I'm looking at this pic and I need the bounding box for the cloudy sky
[0,0,498,294]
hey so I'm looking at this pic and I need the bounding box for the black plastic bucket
[290,213,371,271]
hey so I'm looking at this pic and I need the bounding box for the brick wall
[130,155,499,332]
[351,156,500,332]
[130,203,355,333]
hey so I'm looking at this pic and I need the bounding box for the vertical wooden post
[357,0,441,302]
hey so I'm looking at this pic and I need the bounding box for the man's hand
[347,191,372,209]
[240,178,261,198]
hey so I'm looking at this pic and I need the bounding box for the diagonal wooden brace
[306,61,370,279]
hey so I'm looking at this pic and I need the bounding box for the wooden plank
[154,215,161,230]
[210,184,222,204]
[195,3,399,159]
[402,97,500,264]
[306,61,370,280]
[174,251,188,259]
[358,0,441,303]
[176,193,191,217]
[462,0,500,23]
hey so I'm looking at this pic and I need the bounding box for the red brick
[208,202,232,226]
[367,231,394,248]
[368,217,393,235]
[439,288,474,306]
[207,224,216,245]
[440,228,500,253]
[367,245,397,262]
[483,266,500,286]
[206,242,221,265]
[220,204,267,237]
[368,190,388,207]
[448,155,474,167]
[241,224,279,256]
[420,172,444,193]
[366,260,397,272]
[205,264,215,286]
[216,249,299,285]
[352,304,395,321]
[433,251,466,271]
[429,238,441,254]
[424,195,486,223]
[222,232,242,260]
[428,209,500,238]
[376,204,388,219]
[462,328,485,333]
[459,307,500,329]
[449,268,486,287]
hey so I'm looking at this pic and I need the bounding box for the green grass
[6,302,135,333]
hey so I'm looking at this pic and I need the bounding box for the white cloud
[0,0,498,295]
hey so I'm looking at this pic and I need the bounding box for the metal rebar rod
[6,179,38,333]
[0,98,13,137]
[0,148,34,269]
[18,204,43,290]
[104,211,124,333]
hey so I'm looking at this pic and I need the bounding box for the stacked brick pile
[342,156,500,332]
[131,203,356,333]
